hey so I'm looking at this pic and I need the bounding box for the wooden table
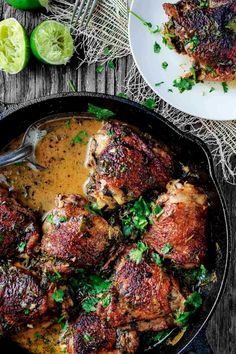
[0,4,235,354]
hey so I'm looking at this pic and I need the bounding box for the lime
[0,18,30,74]
[5,0,48,10]
[30,20,74,65]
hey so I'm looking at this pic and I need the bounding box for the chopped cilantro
[162,61,168,69]
[117,92,128,99]
[102,294,112,308]
[184,35,200,52]
[52,289,64,303]
[17,241,27,253]
[71,130,88,145]
[15,161,22,166]
[209,87,215,93]
[152,25,161,33]
[173,77,195,93]
[175,311,192,326]
[107,129,115,136]
[204,65,216,75]
[103,47,110,56]
[199,0,209,8]
[120,165,128,173]
[152,252,163,266]
[59,216,68,222]
[153,204,163,218]
[162,32,175,49]
[154,42,161,54]
[82,297,99,312]
[83,334,94,342]
[67,80,77,92]
[155,81,164,87]
[65,120,71,129]
[108,59,115,69]
[147,329,172,344]
[143,98,157,110]
[24,308,30,315]
[85,202,103,216]
[34,332,42,339]
[161,243,173,254]
[222,82,229,93]
[176,292,202,326]
[48,271,62,283]
[129,241,148,264]
[122,224,133,237]
[88,103,115,121]
[96,64,104,74]
[57,315,68,330]
[47,214,54,223]
[168,89,173,93]
[225,20,236,32]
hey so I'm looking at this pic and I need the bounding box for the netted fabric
[48,0,236,184]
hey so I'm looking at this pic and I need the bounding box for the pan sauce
[0,118,102,354]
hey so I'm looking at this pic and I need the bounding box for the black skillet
[0,92,231,354]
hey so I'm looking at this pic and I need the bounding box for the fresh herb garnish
[117,92,128,99]
[71,130,88,145]
[102,294,112,308]
[222,82,229,93]
[225,20,236,32]
[17,241,27,253]
[59,216,68,222]
[129,241,148,264]
[65,120,71,129]
[24,308,30,315]
[175,292,202,326]
[67,80,77,92]
[209,87,215,93]
[147,329,173,344]
[152,252,163,266]
[173,77,196,93]
[52,289,64,303]
[108,59,115,69]
[83,334,94,342]
[107,128,115,136]
[155,81,164,87]
[162,61,168,70]
[96,64,104,74]
[161,243,173,254]
[82,297,99,312]
[120,165,128,173]
[85,202,103,216]
[48,271,62,283]
[47,214,54,224]
[184,35,200,52]
[57,315,69,330]
[153,42,161,54]
[34,332,42,339]
[88,103,115,121]
[15,161,22,166]
[162,32,175,49]
[129,10,161,34]
[204,65,216,75]
[143,98,157,110]
[168,89,173,93]
[199,0,209,8]
[153,204,163,218]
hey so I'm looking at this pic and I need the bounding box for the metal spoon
[0,114,92,170]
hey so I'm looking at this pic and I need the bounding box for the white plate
[128,0,236,121]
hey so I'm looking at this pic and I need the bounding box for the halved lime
[5,0,48,10]
[30,20,74,65]
[0,18,30,74]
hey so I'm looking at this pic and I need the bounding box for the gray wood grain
[0,3,235,354]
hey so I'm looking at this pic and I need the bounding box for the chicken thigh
[0,187,40,258]
[85,121,173,209]
[41,194,121,273]
[61,313,139,354]
[97,246,187,331]
[143,180,208,268]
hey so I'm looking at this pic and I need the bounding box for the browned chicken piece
[97,246,187,331]
[163,0,236,81]
[0,266,53,334]
[143,180,208,268]
[0,187,40,258]
[61,313,139,354]
[41,194,121,273]
[85,121,173,209]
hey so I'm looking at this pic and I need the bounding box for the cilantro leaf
[88,103,115,121]
[162,61,168,69]
[65,120,71,129]
[82,297,99,312]
[102,294,112,308]
[185,292,202,310]
[84,334,94,342]
[17,241,27,253]
[155,81,164,87]
[47,214,54,224]
[143,98,157,110]
[152,252,163,266]
[52,289,64,303]
[48,271,62,283]
[173,77,196,93]
[154,42,161,54]
[161,243,173,254]
[209,87,215,93]
[199,0,209,8]
[129,241,148,264]
[71,130,88,145]
[85,202,103,216]
[222,82,229,93]
[184,35,200,52]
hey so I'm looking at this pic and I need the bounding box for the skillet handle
[184,328,214,354]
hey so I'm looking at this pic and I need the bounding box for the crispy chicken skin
[97,246,187,331]
[0,266,51,334]
[85,121,173,209]
[163,0,236,81]
[143,181,208,268]
[61,313,139,354]
[0,187,40,258]
[41,194,121,273]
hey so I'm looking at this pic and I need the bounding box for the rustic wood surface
[0,3,235,354]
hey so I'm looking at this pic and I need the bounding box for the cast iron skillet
[0,93,231,354]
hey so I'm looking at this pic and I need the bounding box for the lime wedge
[0,18,30,74]
[5,0,48,10]
[30,20,74,65]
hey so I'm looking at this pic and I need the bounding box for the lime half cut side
[5,0,49,10]
[30,20,74,65]
[0,18,30,74]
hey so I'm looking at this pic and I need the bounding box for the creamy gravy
[0,117,102,353]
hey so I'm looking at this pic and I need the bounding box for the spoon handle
[0,144,33,168]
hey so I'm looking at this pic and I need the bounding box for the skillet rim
[0,92,231,354]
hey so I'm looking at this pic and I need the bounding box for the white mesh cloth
[49,0,236,184]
